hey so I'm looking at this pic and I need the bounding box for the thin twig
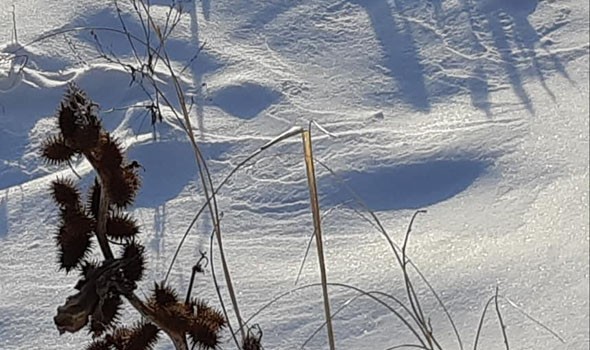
[473,295,495,350]
[11,5,18,43]
[113,0,142,65]
[185,251,208,304]
[402,210,427,264]
[494,287,510,350]
[501,296,566,343]
[164,141,282,283]
[294,205,346,286]
[208,220,241,349]
[141,12,246,344]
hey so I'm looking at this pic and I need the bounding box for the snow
[0,0,588,349]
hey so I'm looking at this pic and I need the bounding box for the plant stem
[302,130,336,350]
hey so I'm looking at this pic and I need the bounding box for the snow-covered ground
[0,0,588,349]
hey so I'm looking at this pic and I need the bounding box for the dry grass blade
[314,158,464,350]
[294,205,345,286]
[301,130,335,350]
[235,282,427,348]
[301,289,427,349]
[501,296,565,343]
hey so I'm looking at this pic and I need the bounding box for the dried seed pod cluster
[43,84,150,343]
[148,283,227,350]
[42,84,141,215]
[44,84,229,349]
[85,322,160,350]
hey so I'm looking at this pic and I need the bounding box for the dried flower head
[51,177,81,210]
[107,322,160,350]
[186,299,226,350]
[87,178,101,218]
[108,166,141,208]
[149,283,179,308]
[121,241,145,284]
[190,298,226,334]
[97,135,124,171]
[107,213,139,241]
[41,135,76,165]
[59,84,101,151]
[188,319,222,350]
[55,209,95,272]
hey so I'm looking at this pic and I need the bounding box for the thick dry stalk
[92,174,188,350]
[96,182,114,260]
[126,294,188,350]
[301,130,336,350]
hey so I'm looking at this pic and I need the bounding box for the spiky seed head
[56,209,95,272]
[85,339,111,350]
[106,322,159,350]
[184,299,226,350]
[108,167,140,208]
[106,213,139,241]
[55,225,93,272]
[97,135,124,171]
[145,301,192,335]
[126,322,160,350]
[190,299,226,333]
[59,83,102,151]
[87,178,101,219]
[59,208,95,239]
[149,283,179,308]
[58,101,77,139]
[121,241,145,283]
[188,319,221,350]
[51,177,81,209]
[41,135,76,165]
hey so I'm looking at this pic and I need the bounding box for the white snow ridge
[0,0,588,349]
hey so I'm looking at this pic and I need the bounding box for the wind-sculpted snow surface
[0,0,588,349]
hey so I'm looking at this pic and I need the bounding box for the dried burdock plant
[44,84,226,350]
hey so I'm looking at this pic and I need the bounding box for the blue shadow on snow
[0,198,7,239]
[211,83,282,119]
[321,159,489,211]
[350,0,430,111]
[127,140,231,208]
